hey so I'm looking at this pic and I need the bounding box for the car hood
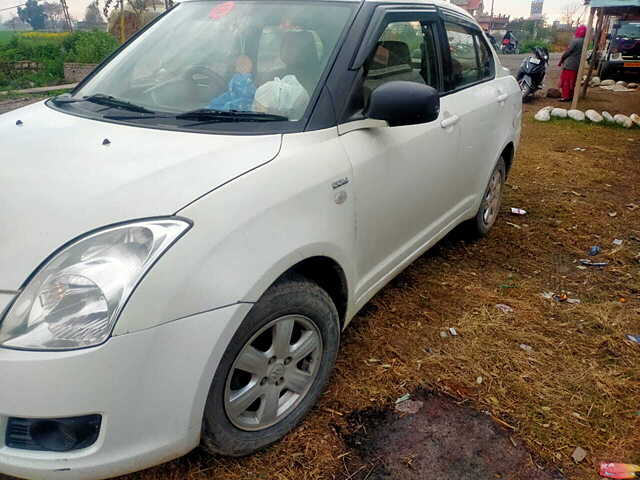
[0,101,282,290]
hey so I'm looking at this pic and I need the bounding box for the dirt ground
[500,52,640,116]
[1,61,639,480]
[0,97,41,114]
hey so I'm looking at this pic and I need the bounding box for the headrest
[281,30,319,66]
[379,41,411,67]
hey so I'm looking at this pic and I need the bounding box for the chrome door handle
[440,115,460,129]
[497,93,508,102]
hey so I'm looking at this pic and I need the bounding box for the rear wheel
[201,274,340,457]
[466,157,506,238]
[519,79,532,99]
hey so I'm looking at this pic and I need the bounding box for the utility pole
[489,0,494,31]
[60,0,73,31]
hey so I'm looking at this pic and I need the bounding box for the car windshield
[616,22,640,39]
[68,1,355,123]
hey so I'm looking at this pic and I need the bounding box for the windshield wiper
[175,108,288,123]
[52,93,156,114]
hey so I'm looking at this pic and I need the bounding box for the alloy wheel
[224,315,323,431]
[482,168,503,228]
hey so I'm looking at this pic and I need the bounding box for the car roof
[366,0,472,17]
[179,0,475,20]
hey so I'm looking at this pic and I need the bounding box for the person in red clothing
[558,25,587,101]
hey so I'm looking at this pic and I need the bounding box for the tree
[17,0,47,30]
[84,1,104,26]
[561,1,584,28]
[41,2,64,30]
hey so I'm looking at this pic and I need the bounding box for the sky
[491,0,570,22]
[0,0,579,25]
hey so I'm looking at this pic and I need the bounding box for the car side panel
[113,127,358,335]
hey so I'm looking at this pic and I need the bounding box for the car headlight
[610,52,623,61]
[0,218,191,351]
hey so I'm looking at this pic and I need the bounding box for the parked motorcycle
[516,47,549,101]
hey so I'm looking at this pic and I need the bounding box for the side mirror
[606,33,612,40]
[366,81,440,127]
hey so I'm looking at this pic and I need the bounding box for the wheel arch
[501,141,515,177]
[277,256,349,328]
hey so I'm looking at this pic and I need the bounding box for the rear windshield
[62,1,355,129]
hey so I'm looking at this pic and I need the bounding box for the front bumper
[0,303,251,480]
[605,58,640,71]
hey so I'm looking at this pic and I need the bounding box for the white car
[0,0,521,478]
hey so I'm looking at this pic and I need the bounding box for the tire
[465,157,506,238]
[201,274,340,457]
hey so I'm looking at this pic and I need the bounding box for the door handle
[440,115,460,129]
[497,93,508,102]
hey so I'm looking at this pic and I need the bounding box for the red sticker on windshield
[209,1,234,20]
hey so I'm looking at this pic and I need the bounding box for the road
[499,52,562,88]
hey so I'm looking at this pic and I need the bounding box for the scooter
[516,47,549,101]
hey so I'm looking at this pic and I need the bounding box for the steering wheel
[183,65,227,93]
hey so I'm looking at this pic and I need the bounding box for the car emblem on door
[331,178,350,189]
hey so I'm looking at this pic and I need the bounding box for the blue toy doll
[208,55,256,112]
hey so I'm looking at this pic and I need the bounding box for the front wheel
[465,157,506,238]
[201,274,340,457]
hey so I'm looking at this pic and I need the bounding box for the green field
[0,31,16,44]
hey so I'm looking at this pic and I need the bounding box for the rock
[602,111,614,123]
[395,399,424,415]
[585,109,603,123]
[613,84,631,91]
[614,114,633,128]
[551,108,568,118]
[628,83,639,89]
[590,76,601,87]
[631,113,640,127]
[546,87,561,98]
[616,80,628,87]
[568,109,585,121]
[571,446,587,463]
[535,107,552,122]
[600,79,615,86]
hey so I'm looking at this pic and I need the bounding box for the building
[530,0,544,20]
[450,0,484,17]
[450,0,510,31]
[477,13,510,31]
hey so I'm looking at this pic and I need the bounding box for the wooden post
[581,8,603,99]
[119,0,125,43]
[571,6,595,110]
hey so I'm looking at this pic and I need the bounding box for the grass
[0,31,15,45]
[109,107,639,480]
[0,88,70,100]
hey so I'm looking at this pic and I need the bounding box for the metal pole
[489,0,494,31]
[571,6,595,110]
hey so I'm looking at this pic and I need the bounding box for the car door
[441,15,505,204]
[336,9,466,303]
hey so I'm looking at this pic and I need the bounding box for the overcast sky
[0,0,582,24]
